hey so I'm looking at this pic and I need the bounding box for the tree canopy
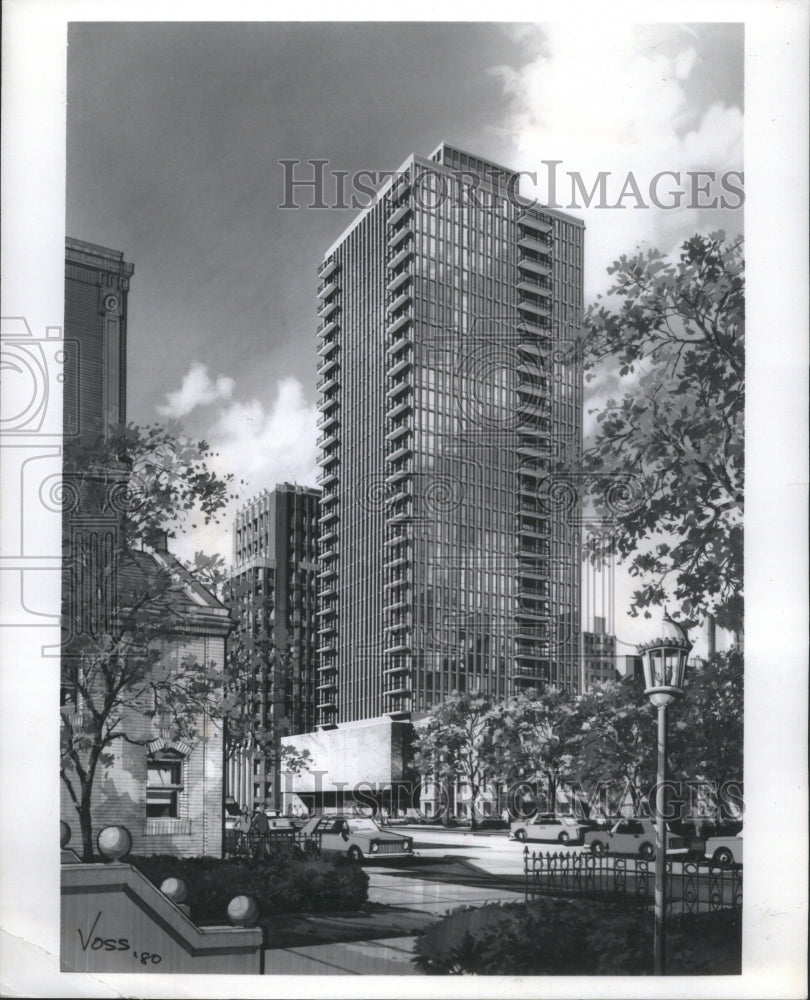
[60,422,238,859]
[581,232,744,637]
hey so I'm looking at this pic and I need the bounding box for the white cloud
[165,375,319,568]
[157,360,235,418]
[496,24,743,297]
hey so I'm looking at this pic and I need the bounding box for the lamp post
[638,617,692,976]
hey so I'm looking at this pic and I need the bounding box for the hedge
[129,854,369,925]
[412,897,741,975]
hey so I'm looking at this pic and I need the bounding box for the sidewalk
[261,858,527,974]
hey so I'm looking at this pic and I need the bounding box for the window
[146,750,184,818]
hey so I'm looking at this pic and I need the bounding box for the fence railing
[223,829,320,861]
[523,849,742,915]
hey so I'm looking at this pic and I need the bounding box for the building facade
[226,484,320,811]
[581,616,618,689]
[64,237,133,441]
[315,143,584,734]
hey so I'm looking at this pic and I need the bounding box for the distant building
[64,237,133,441]
[226,484,320,811]
[581,616,617,689]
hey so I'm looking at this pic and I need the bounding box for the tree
[574,678,657,815]
[411,692,497,829]
[669,649,744,792]
[60,423,238,860]
[581,232,744,637]
[488,687,582,813]
[220,633,312,802]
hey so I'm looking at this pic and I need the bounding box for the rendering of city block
[1,10,808,998]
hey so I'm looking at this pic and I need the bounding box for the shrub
[129,854,368,925]
[413,897,741,975]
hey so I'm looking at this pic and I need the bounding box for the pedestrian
[501,806,510,826]
[236,805,252,834]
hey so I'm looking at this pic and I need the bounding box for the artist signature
[77,911,162,965]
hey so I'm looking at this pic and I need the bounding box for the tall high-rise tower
[315,143,583,730]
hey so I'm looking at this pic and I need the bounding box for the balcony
[386,290,412,316]
[317,644,336,657]
[388,201,412,227]
[387,224,412,250]
[319,393,339,413]
[317,298,339,321]
[387,333,412,358]
[517,255,552,278]
[517,234,551,256]
[387,399,411,421]
[518,212,553,235]
[385,465,411,485]
[316,603,337,618]
[517,279,551,298]
[318,451,339,469]
[386,379,411,401]
[387,246,412,271]
[516,340,546,361]
[384,554,409,570]
[317,279,339,301]
[318,317,339,338]
[385,423,410,444]
[317,374,339,394]
[317,355,339,378]
[386,311,412,338]
[318,431,339,450]
[320,527,338,545]
[317,468,339,487]
[517,297,551,319]
[383,621,409,635]
[319,508,338,526]
[386,269,411,295]
[318,258,339,280]
[317,621,337,636]
[316,411,338,432]
[318,564,338,581]
[388,356,412,379]
[384,640,411,655]
[391,175,410,203]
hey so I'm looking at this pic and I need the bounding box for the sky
[66,20,744,646]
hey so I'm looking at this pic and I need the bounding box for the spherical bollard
[227,894,259,927]
[60,821,71,847]
[96,825,132,861]
[160,877,188,904]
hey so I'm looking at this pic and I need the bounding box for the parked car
[584,818,688,858]
[510,813,589,844]
[298,814,414,862]
[705,831,743,868]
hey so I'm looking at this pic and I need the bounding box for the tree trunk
[78,796,94,862]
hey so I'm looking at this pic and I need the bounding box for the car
[298,814,414,862]
[583,818,687,858]
[510,813,589,844]
[705,831,743,868]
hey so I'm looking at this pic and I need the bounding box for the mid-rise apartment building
[226,484,320,810]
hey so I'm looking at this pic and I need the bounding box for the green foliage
[671,650,744,787]
[60,422,238,860]
[581,232,744,636]
[488,687,582,808]
[130,853,369,925]
[574,677,656,805]
[411,691,498,824]
[412,898,741,975]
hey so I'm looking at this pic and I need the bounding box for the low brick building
[60,543,233,857]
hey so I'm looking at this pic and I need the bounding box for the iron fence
[223,828,321,861]
[524,849,742,915]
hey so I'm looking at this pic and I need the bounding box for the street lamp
[638,616,692,976]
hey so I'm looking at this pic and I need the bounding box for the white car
[298,814,414,862]
[705,831,743,868]
[510,813,589,844]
